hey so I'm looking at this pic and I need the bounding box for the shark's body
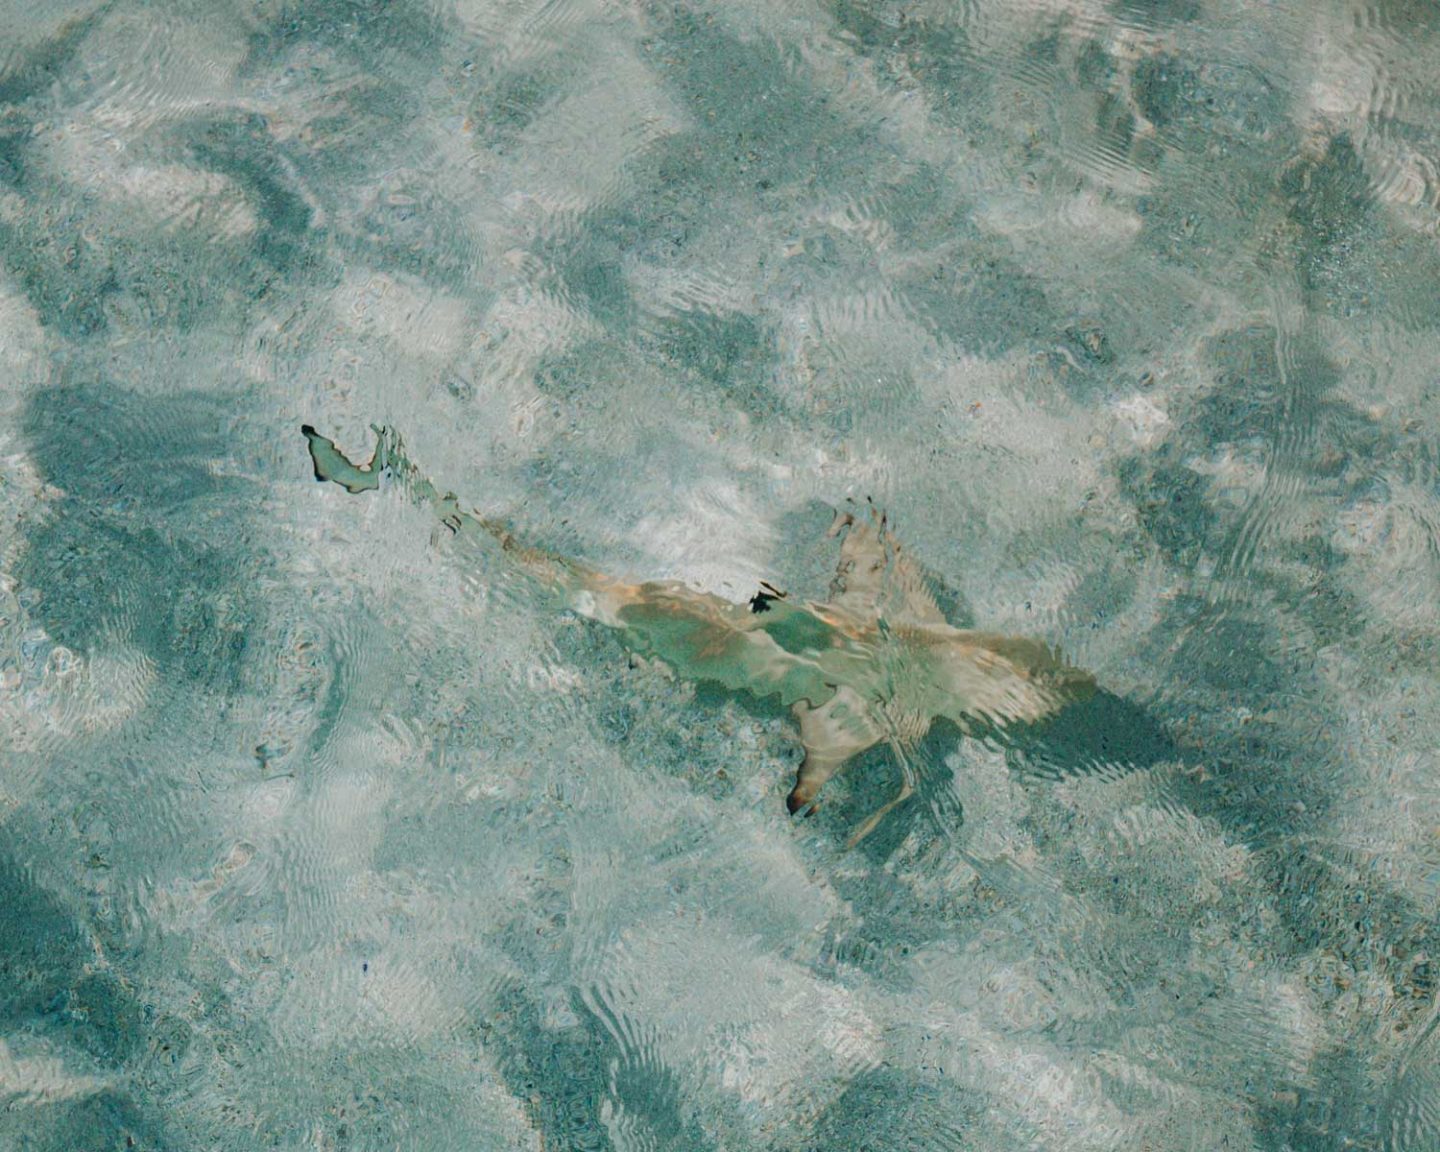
[303,424,1095,844]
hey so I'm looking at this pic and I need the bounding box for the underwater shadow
[838,688,1178,864]
[1002,686,1178,781]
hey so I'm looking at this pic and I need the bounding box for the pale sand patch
[451,0,613,69]
[1333,482,1440,632]
[504,34,690,243]
[583,919,882,1141]
[1111,392,1171,448]
[330,269,473,367]
[71,5,249,131]
[115,164,258,238]
[0,283,46,383]
[1,640,156,759]
[625,478,778,600]
[949,738,1034,862]
[0,1037,110,1110]
[40,120,259,243]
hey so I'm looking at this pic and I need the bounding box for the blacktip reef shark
[302,424,1097,845]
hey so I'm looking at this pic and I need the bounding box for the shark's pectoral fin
[787,748,844,816]
[787,685,882,816]
[823,499,949,629]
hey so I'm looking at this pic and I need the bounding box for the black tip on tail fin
[300,425,322,481]
[300,424,329,484]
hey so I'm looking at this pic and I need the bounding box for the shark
[302,423,1097,845]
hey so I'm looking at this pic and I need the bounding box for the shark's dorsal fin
[824,501,947,628]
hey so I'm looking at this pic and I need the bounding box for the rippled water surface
[3,0,1440,1148]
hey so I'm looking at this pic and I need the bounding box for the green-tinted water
[2,1,1439,1148]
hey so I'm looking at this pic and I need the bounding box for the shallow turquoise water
[2,1,1440,1148]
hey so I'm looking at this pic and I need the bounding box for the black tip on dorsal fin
[749,581,787,614]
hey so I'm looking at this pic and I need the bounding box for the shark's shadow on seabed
[807,686,1178,859]
[997,685,1177,780]
[303,422,1176,850]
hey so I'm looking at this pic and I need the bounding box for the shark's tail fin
[302,424,386,493]
[301,423,448,508]
[300,422,614,602]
